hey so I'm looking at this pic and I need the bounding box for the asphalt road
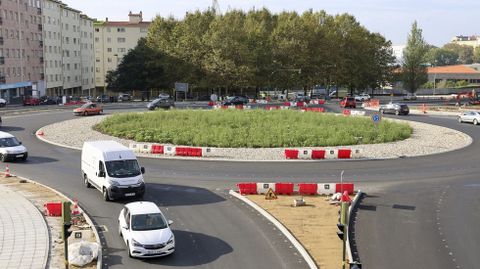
[2,102,479,269]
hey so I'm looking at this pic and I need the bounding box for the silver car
[458,111,480,125]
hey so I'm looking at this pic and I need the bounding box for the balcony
[0,57,4,65]
[37,8,41,15]
[39,57,44,63]
[38,24,42,31]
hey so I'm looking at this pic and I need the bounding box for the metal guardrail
[346,190,364,268]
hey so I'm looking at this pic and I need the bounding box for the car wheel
[0,154,6,162]
[474,119,478,125]
[380,109,384,114]
[127,242,133,258]
[99,110,103,115]
[458,117,463,123]
[103,188,110,201]
[395,110,400,116]
[118,222,122,237]
[83,111,88,116]
[21,154,28,162]
[83,174,91,188]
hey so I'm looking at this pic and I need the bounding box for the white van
[81,141,145,201]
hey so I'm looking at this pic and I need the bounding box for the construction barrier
[343,109,351,116]
[164,145,176,155]
[302,107,325,113]
[298,149,312,159]
[338,149,352,159]
[311,149,326,159]
[275,183,294,195]
[257,183,276,194]
[151,144,164,154]
[336,183,355,195]
[285,149,299,159]
[237,183,257,195]
[297,183,318,195]
[325,149,338,159]
[350,110,366,116]
[44,202,62,216]
[296,101,305,107]
[317,183,336,195]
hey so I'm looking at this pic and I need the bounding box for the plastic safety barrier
[338,149,352,159]
[285,149,299,159]
[297,183,318,195]
[237,183,257,195]
[164,145,176,155]
[311,149,326,159]
[296,101,305,107]
[257,183,275,194]
[343,109,351,116]
[151,144,164,154]
[335,183,355,195]
[298,149,312,159]
[317,183,336,195]
[44,202,63,216]
[275,183,294,195]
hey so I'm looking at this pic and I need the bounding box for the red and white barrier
[237,182,355,195]
[257,183,276,194]
[164,145,176,156]
[298,149,312,159]
[285,148,360,160]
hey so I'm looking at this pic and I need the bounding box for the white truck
[81,141,145,201]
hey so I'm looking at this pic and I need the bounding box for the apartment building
[94,11,150,92]
[451,35,480,50]
[79,14,94,95]
[0,0,45,103]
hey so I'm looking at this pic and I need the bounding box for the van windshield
[105,160,141,178]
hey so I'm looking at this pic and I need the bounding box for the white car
[0,131,28,162]
[118,201,175,258]
[458,111,480,125]
[354,94,370,102]
[0,98,6,107]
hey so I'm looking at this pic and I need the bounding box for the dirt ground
[247,195,344,269]
[0,175,97,269]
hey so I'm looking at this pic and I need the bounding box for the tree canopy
[402,21,429,94]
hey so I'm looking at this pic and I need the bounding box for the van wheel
[0,154,6,162]
[103,188,110,201]
[83,174,91,188]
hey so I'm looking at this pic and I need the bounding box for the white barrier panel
[290,102,297,107]
[351,148,362,158]
[244,105,252,110]
[213,105,221,109]
[351,110,366,116]
[129,143,141,153]
[298,149,312,159]
[201,147,215,157]
[137,143,152,154]
[257,183,276,194]
[317,183,336,195]
[280,106,289,110]
[228,106,236,109]
[325,149,338,159]
[164,145,176,155]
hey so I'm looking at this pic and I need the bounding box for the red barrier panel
[221,105,228,109]
[311,150,326,159]
[235,105,244,110]
[318,100,325,105]
[298,183,318,195]
[283,102,291,106]
[208,101,214,106]
[297,101,305,107]
[275,183,294,195]
[335,183,354,194]
[343,109,351,116]
[191,148,202,157]
[237,183,257,195]
[285,149,299,159]
[44,202,62,216]
[176,147,189,156]
[338,149,352,159]
[151,144,164,154]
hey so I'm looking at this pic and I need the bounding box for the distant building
[428,64,480,84]
[450,35,480,49]
[392,45,406,65]
[0,0,45,103]
[93,12,151,92]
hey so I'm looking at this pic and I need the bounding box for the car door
[465,112,474,122]
[120,208,131,245]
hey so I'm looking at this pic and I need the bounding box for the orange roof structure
[427,65,479,74]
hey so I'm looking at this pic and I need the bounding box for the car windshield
[0,137,21,147]
[80,103,92,108]
[131,213,167,231]
[105,160,141,178]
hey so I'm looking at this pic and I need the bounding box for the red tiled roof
[104,21,151,27]
[427,65,479,74]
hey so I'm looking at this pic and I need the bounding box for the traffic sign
[371,113,381,123]
[175,82,188,92]
[265,188,277,200]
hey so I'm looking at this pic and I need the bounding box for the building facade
[94,11,150,92]
[0,0,45,103]
[42,0,94,97]
[451,35,480,50]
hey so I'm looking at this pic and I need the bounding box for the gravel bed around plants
[37,115,472,161]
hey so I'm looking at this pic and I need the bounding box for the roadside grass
[94,109,412,148]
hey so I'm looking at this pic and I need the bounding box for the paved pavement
[0,185,49,269]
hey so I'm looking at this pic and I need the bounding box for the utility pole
[62,201,72,269]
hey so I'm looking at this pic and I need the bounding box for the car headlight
[167,235,174,245]
[131,239,143,247]
[108,180,119,187]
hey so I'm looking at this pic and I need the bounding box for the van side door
[93,160,106,190]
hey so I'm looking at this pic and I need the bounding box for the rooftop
[427,65,479,74]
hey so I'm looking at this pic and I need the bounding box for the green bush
[94,109,412,147]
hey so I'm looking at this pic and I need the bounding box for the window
[117,37,126,43]
[117,28,125,32]
[95,28,99,32]
[107,48,112,52]
[107,58,111,63]
[95,58,100,62]
[117,48,126,53]
[107,37,111,43]
[107,27,111,32]
[94,37,99,42]
[140,28,148,33]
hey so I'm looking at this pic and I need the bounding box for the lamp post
[433,72,437,96]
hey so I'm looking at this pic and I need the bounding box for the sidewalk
[0,184,49,269]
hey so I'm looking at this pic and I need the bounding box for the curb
[7,172,102,269]
[346,190,363,264]
[228,190,318,269]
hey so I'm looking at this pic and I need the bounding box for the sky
[61,0,480,46]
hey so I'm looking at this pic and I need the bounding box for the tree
[426,47,459,66]
[402,21,429,94]
[443,43,474,64]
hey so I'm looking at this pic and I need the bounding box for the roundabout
[3,102,480,269]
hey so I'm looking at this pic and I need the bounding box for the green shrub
[95,109,412,147]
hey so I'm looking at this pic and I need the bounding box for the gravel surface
[37,115,472,160]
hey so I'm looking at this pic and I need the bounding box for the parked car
[40,96,61,105]
[118,94,132,102]
[147,98,175,110]
[0,98,7,107]
[82,141,146,201]
[96,95,111,103]
[295,92,311,102]
[403,93,417,101]
[354,93,371,102]
[118,201,175,258]
[23,97,41,106]
[0,131,28,162]
[222,96,249,106]
[379,102,410,115]
[73,103,103,116]
[340,97,356,108]
[458,111,480,125]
